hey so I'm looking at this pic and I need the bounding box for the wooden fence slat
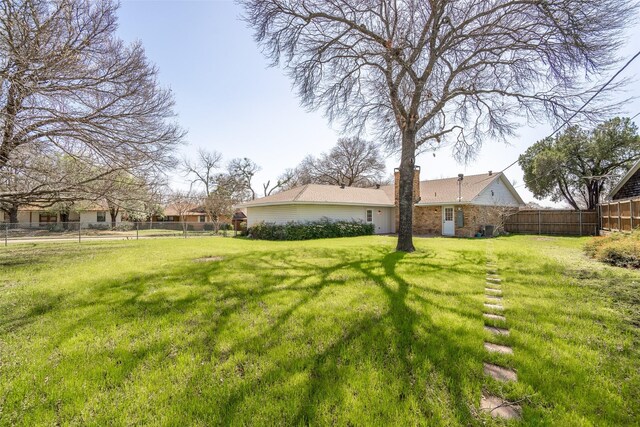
[597,197,640,233]
[504,209,597,236]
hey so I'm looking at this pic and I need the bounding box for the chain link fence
[1,221,245,246]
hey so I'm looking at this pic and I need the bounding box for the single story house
[240,184,397,234]
[1,204,121,226]
[608,159,640,200]
[240,167,525,237]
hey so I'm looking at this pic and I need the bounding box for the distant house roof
[608,159,640,200]
[163,204,206,216]
[18,202,110,212]
[239,172,524,208]
[238,184,395,207]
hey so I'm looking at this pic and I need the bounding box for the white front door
[442,206,455,236]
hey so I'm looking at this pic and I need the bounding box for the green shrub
[248,219,375,241]
[585,230,640,268]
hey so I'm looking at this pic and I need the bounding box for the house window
[444,207,454,221]
[366,209,373,222]
[167,216,176,222]
[96,211,106,222]
[199,215,206,223]
[39,213,57,223]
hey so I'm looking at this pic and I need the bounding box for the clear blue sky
[116,0,640,206]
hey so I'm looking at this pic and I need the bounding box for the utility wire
[479,49,640,182]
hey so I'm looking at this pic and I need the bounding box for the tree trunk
[60,212,69,229]
[110,207,118,229]
[5,205,18,224]
[396,130,416,252]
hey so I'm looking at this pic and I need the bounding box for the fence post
[538,210,541,235]
[4,222,7,247]
[579,210,582,236]
[631,200,634,231]
[136,222,139,240]
[78,222,81,243]
[618,201,621,231]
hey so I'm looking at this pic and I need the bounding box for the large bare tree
[182,149,224,197]
[241,0,633,251]
[0,0,183,210]
[298,137,386,187]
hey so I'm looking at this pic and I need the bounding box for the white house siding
[246,204,394,234]
[80,210,119,224]
[17,211,32,224]
[474,176,521,206]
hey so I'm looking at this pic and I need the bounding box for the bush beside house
[249,220,374,241]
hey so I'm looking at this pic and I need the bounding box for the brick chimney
[394,166,421,205]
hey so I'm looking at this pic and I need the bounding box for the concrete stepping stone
[484,342,514,354]
[480,394,522,419]
[484,303,504,310]
[485,288,502,294]
[484,325,510,335]
[486,295,503,302]
[483,362,518,382]
[487,277,501,283]
[483,313,506,321]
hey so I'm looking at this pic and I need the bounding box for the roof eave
[608,159,640,200]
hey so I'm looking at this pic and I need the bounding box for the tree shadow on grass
[2,244,487,425]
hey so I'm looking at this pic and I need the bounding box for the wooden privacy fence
[599,198,640,232]
[504,209,598,236]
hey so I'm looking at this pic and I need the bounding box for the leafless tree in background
[167,189,197,233]
[241,0,634,251]
[0,0,184,210]
[182,149,224,197]
[228,157,260,200]
[262,169,295,196]
[298,137,386,187]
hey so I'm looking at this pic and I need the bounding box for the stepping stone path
[483,313,506,321]
[484,342,514,354]
[484,325,509,335]
[483,362,518,382]
[480,395,522,419]
[480,254,521,420]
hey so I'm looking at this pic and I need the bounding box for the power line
[547,48,640,139]
[480,49,640,182]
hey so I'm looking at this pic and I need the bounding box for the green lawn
[0,236,638,425]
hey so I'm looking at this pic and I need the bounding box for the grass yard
[0,235,638,425]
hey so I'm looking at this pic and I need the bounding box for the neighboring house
[152,204,210,223]
[240,167,524,237]
[1,204,121,225]
[608,159,640,200]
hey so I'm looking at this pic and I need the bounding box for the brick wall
[613,169,640,200]
[400,204,513,237]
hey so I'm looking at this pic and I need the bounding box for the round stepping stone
[484,325,510,335]
[480,394,522,419]
[484,342,514,354]
[483,362,517,382]
[484,303,504,310]
[483,313,506,321]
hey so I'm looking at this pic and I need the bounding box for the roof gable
[609,159,640,200]
[415,172,523,205]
